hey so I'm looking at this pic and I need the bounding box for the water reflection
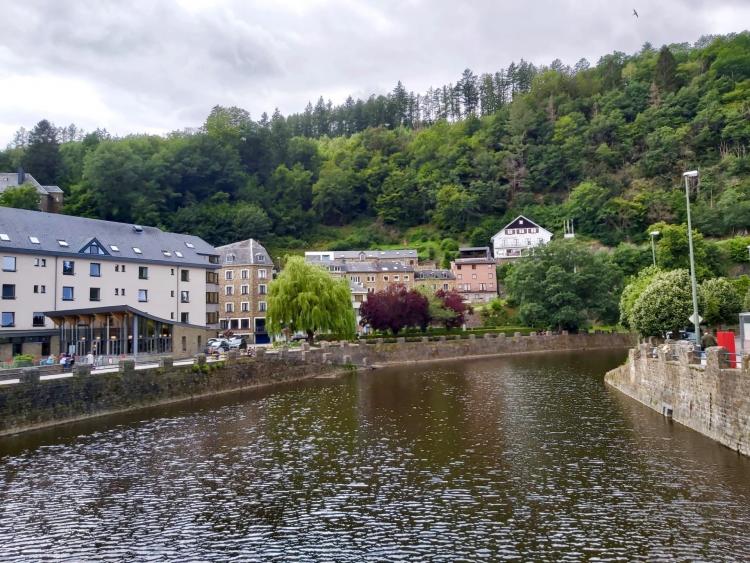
[0,350,749,561]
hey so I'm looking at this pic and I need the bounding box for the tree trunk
[307,330,315,346]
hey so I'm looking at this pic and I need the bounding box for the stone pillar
[322,353,332,364]
[497,333,506,339]
[514,332,521,338]
[21,368,40,385]
[160,356,174,369]
[320,341,329,349]
[119,359,135,374]
[227,350,238,362]
[255,347,265,359]
[422,336,429,343]
[195,354,207,366]
[302,342,310,351]
[484,333,493,339]
[439,335,447,342]
[377,338,384,344]
[469,334,476,340]
[705,346,729,369]
[397,337,405,344]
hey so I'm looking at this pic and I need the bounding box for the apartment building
[305,249,418,266]
[450,247,497,303]
[0,207,220,361]
[319,260,415,294]
[216,239,275,344]
[414,269,457,293]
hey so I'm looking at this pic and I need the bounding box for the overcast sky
[0,0,748,146]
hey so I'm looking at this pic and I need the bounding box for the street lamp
[683,170,701,349]
[649,230,660,267]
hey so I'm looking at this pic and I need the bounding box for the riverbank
[0,332,635,436]
[605,343,750,457]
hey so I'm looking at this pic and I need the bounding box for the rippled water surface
[1,350,750,561]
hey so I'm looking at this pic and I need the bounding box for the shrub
[12,354,34,368]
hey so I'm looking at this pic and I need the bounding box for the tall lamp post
[683,170,701,349]
[649,230,660,267]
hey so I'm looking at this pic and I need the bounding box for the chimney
[17,167,25,185]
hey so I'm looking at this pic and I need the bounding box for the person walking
[701,329,717,349]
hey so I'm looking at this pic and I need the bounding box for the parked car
[291,333,308,342]
[207,338,230,352]
[227,337,247,350]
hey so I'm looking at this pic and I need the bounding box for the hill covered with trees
[1,32,749,266]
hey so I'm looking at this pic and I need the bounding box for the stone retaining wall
[605,343,750,456]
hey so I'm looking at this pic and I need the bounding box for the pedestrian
[701,329,717,349]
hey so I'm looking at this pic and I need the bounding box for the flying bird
[633,8,639,17]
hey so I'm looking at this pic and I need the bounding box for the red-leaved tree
[361,285,429,335]
[436,289,470,328]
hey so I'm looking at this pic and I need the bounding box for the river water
[1,350,749,561]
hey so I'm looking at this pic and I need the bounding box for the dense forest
[1,32,749,266]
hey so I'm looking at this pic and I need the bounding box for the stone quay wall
[605,343,750,456]
[0,332,634,436]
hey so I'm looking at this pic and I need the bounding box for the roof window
[133,225,143,233]
[162,250,172,257]
[175,251,183,258]
[185,242,195,249]
[0,234,9,241]
[29,236,40,244]
[110,245,120,252]
[58,239,69,247]
[133,247,142,254]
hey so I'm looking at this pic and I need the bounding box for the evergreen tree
[23,119,61,185]
[654,45,679,93]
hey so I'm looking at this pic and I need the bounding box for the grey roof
[306,248,417,261]
[0,207,218,267]
[349,280,368,293]
[455,257,496,265]
[459,246,490,252]
[216,238,273,266]
[415,269,455,280]
[0,172,61,196]
[331,260,414,273]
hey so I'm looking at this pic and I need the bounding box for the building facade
[319,260,415,294]
[450,247,497,303]
[491,215,552,260]
[216,239,275,344]
[414,269,456,293]
[0,207,219,361]
[305,249,418,266]
[0,171,64,213]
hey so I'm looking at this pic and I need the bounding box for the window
[181,312,190,324]
[162,250,172,257]
[175,251,183,258]
[240,318,250,330]
[132,247,142,254]
[219,319,229,330]
[258,301,267,312]
[225,270,233,280]
[110,245,120,252]
[258,269,267,279]
[259,284,267,295]
[181,270,190,282]
[241,302,249,312]
[367,275,375,282]
[180,290,190,303]
[225,286,234,296]
[170,268,175,276]
[185,242,195,249]
[115,264,119,272]
[62,286,74,301]
[472,274,477,279]
[181,335,187,351]
[121,288,125,296]
[457,274,462,280]
[241,269,249,279]
[209,255,219,264]
[205,291,219,304]
[2,256,16,272]
[404,275,410,281]
[33,285,46,294]
[170,290,175,297]
[90,263,101,277]
[255,254,265,262]
[225,303,234,313]
[32,312,45,327]
[230,319,239,330]
[58,239,69,247]
[63,260,75,275]
[138,289,148,302]
[206,312,219,325]
[171,312,174,319]
[394,275,400,281]
[115,288,119,296]
[240,285,249,295]
[1,312,14,327]
[83,242,106,255]
[351,275,361,283]
[472,265,476,270]
[34,258,46,267]
[121,265,126,272]
[480,283,486,291]
[206,271,219,284]
[90,288,101,301]
[489,273,494,279]
[0,234,9,241]
[139,266,149,280]
[443,283,449,291]
[29,236,40,244]
[2,284,15,299]
[383,275,389,281]
[225,254,235,263]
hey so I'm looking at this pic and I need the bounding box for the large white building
[491,216,552,260]
[0,207,220,361]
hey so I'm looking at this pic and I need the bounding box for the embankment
[0,332,634,436]
[605,343,750,456]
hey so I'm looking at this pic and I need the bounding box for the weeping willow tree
[267,256,356,344]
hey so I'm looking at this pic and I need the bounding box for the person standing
[701,329,717,349]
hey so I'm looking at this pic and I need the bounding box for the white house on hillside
[491,215,552,260]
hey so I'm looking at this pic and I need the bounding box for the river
[1,349,749,561]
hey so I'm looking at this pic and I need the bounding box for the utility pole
[683,170,701,349]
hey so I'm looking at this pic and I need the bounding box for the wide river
[1,350,749,561]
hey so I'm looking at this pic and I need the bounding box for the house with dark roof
[215,239,275,343]
[0,170,64,213]
[0,207,220,361]
[491,215,552,260]
[450,247,497,303]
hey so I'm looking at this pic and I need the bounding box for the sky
[0,0,748,146]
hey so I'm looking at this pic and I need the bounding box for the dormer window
[133,247,142,254]
[58,239,69,247]
[185,242,195,249]
[29,236,40,244]
[226,254,235,263]
[255,254,265,262]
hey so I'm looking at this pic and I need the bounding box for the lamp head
[683,170,699,177]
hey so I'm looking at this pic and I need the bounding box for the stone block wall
[605,343,750,456]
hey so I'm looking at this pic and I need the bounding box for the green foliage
[0,185,39,210]
[505,240,623,331]
[630,269,694,337]
[12,354,34,368]
[480,298,517,326]
[267,256,355,343]
[619,266,661,328]
[651,222,716,279]
[699,277,741,327]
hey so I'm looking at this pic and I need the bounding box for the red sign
[717,331,736,367]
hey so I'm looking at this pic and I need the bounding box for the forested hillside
[1,32,749,260]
